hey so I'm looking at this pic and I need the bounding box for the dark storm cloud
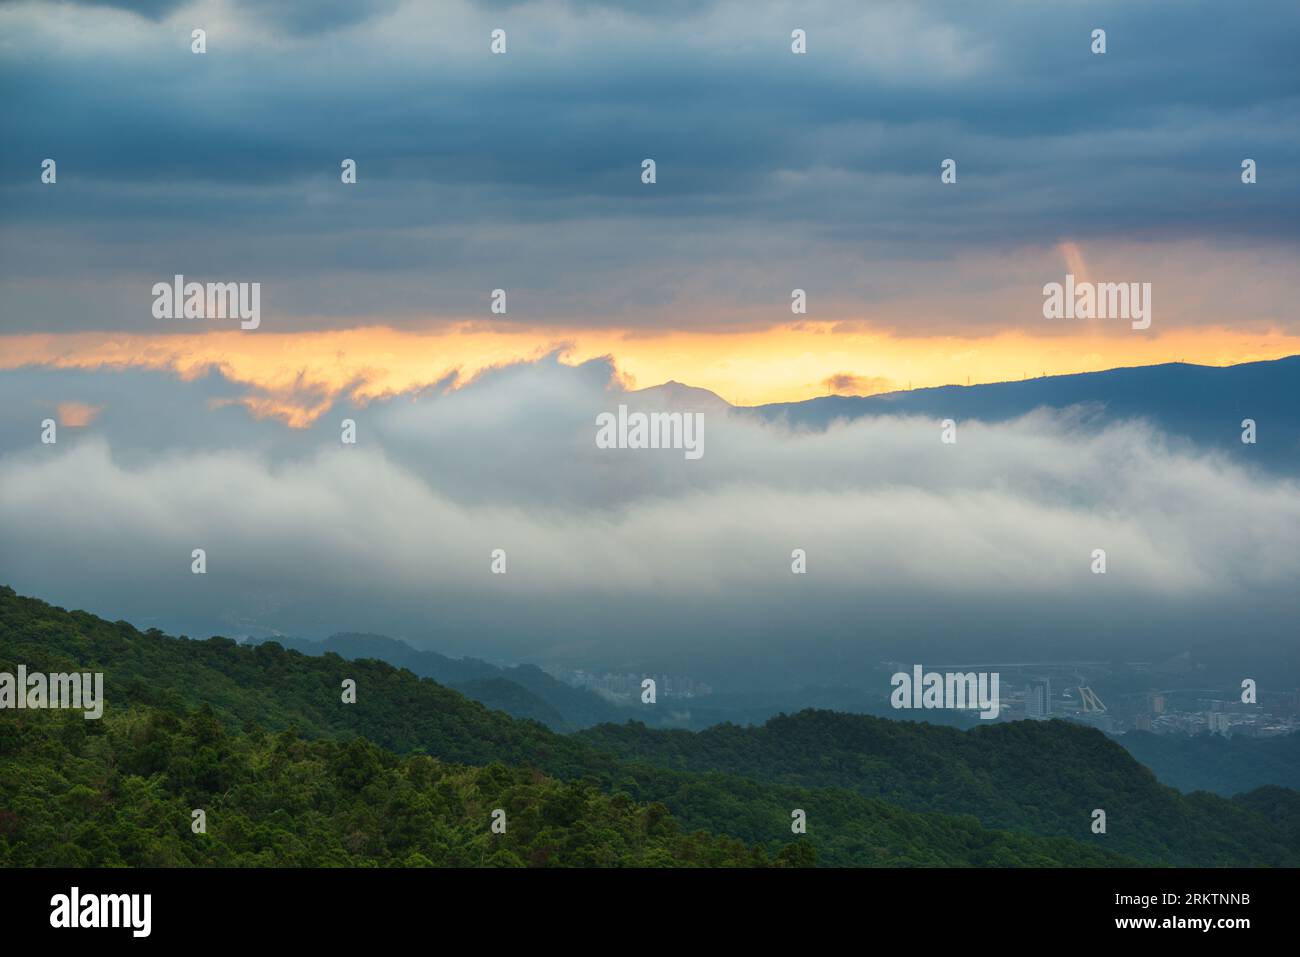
[0,0,1297,333]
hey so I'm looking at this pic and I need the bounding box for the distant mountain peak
[628,381,732,411]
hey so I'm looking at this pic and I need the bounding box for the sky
[1,0,1298,413]
[1,0,1297,679]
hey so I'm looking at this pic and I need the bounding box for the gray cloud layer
[1,0,1296,333]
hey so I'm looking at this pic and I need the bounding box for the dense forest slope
[575,712,1300,866]
[1,704,765,867]
[2,587,1293,866]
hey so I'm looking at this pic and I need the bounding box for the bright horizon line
[4,323,1298,427]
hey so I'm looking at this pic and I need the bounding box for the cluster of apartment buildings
[1014,676,1300,738]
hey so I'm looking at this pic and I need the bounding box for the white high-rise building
[1027,678,1052,719]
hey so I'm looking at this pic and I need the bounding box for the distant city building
[1027,678,1051,719]
[1207,711,1231,735]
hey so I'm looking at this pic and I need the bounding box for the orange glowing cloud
[4,321,1298,427]
[56,401,105,427]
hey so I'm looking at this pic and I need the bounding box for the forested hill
[2,586,1296,867]
[576,711,1300,865]
[249,632,625,732]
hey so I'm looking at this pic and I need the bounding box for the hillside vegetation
[3,587,1294,867]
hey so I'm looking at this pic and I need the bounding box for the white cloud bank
[1,358,1296,669]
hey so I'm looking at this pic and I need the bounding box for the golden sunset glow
[5,324,1297,426]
